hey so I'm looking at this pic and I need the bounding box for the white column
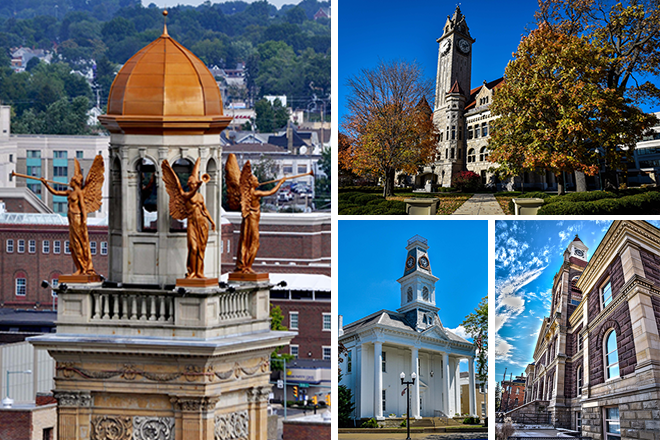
[443,352,450,417]
[468,356,476,416]
[411,347,420,418]
[373,341,383,419]
[454,358,461,415]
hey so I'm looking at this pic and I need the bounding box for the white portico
[339,235,477,420]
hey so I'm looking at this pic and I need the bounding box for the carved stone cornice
[91,415,132,440]
[247,386,271,403]
[54,390,92,408]
[170,396,220,412]
[214,410,249,440]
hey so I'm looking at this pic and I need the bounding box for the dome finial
[162,10,169,36]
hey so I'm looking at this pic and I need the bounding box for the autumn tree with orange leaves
[489,23,655,194]
[340,60,439,197]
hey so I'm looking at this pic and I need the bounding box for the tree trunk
[575,171,587,192]
[556,172,565,196]
[383,169,396,197]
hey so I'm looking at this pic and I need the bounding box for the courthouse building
[518,220,660,439]
[339,235,478,420]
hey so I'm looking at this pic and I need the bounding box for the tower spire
[162,10,169,36]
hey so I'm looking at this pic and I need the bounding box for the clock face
[441,39,451,55]
[419,256,429,269]
[575,249,584,257]
[406,256,415,268]
[458,39,470,54]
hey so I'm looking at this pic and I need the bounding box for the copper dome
[99,28,232,135]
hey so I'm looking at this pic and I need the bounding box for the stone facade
[523,221,660,440]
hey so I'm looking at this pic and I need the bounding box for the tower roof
[98,13,232,135]
[573,234,583,243]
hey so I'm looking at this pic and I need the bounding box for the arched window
[480,147,488,162]
[605,330,620,379]
[577,366,583,396]
[137,158,157,232]
[422,286,429,301]
[407,287,413,303]
[467,148,476,163]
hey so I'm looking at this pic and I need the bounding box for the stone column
[373,341,383,419]
[629,285,660,369]
[443,352,450,416]
[454,358,461,416]
[54,391,92,440]
[171,396,218,440]
[620,244,646,282]
[411,347,420,418]
[247,386,271,440]
[468,357,476,416]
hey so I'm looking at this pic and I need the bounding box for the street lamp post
[400,371,417,440]
[2,369,32,408]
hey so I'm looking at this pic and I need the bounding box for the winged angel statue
[161,157,216,279]
[40,156,105,276]
[225,154,287,274]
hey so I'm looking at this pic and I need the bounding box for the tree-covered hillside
[0,0,330,134]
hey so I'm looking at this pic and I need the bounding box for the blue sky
[338,220,488,371]
[338,0,660,125]
[495,220,660,383]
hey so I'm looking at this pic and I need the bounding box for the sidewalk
[452,193,504,215]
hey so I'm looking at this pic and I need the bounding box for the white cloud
[495,336,513,361]
[446,325,472,342]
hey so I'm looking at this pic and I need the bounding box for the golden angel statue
[31,156,104,276]
[161,157,216,279]
[225,153,312,274]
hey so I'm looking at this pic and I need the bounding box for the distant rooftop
[0,212,107,226]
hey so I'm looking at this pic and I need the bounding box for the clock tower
[397,235,440,331]
[432,6,475,187]
[564,235,589,263]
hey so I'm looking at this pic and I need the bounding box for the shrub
[400,420,407,427]
[463,416,480,425]
[453,171,482,192]
[361,418,379,428]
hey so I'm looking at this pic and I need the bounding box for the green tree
[314,146,330,209]
[461,296,488,382]
[254,98,288,133]
[270,304,294,371]
[338,373,356,427]
[25,56,40,71]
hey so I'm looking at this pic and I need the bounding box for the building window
[53,202,67,213]
[482,122,489,137]
[475,125,480,138]
[480,147,488,162]
[51,278,59,297]
[322,313,331,331]
[323,346,331,360]
[53,151,67,159]
[347,351,352,373]
[15,278,26,296]
[101,241,108,255]
[407,287,413,302]
[467,148,475,163]
[578,335,583,351]
[604,407,620,440]
[283,164,293,174]
[53,166,68,177]
[76,151,83,159]
[27,150,41,158]
[467,125,473,139]
[290,345,299,358]
[42,240,50,253]
[6,239,13,253]
[90,241,97,255]
[297,164,307,174]
[381,351,387,373]
[422,286,429,301]
[65,240,70,254]
[54,240,61,254]
[382,389,387,412]
[18,239,25,253]
[27,165,41,176]
[28,239,36,253]
[602,280,613,308]
[605,330,620,380]
[137,158,158,232]
[289,312,299,330]
[577,366,583,396]
[576,411,582,430]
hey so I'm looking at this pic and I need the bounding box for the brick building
[0,399,56,440]
[519,221,660,439]
[499,374,525,412]
[0,212,108,311]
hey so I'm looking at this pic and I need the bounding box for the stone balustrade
[91,291,175,322]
